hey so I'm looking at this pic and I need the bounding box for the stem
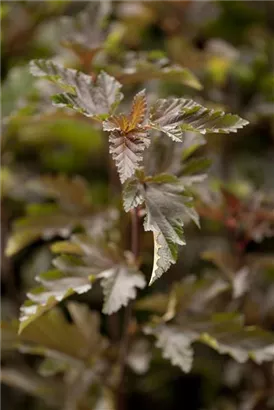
[116,208,139,410]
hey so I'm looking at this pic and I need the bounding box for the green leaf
[19,234,145,330]
[123,173,199,285]
[103,90,150,183]
[30,60,123,118]
[180,157,211,176]
[38,357,68,377]
[149,98,249,141]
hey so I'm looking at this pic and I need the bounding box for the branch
[116,208,139,410]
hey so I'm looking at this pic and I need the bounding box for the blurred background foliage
[1,1,274,410]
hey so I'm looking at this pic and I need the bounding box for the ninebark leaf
[100,266,146,314]
[149,98,249,141]
[146,314,274,373]
[145,325,194,373]
[30,60,123,118]
[108,129,150,184]
[18,234,145,330]
[129,89,147,129]
[103,90,149,183]
[123,174,199,285]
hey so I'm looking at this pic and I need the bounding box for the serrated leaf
[122,173,145,212]
[123,173,199,284]
[181,314,274,365]
[100,265,146,314]
[149,98,249,142]
[146,314,274,373]
[145,325,194,373]
[6,175,117,256]
[30,60,123,118]
[108,129,150,184]
[129,89,147,129]
[103,91,149,183]
[19,234,145,330]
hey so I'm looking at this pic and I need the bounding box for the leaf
[108,129,150,184]
[123,173,199,284]
[115,52,202,90]
[182,314,274,364]
[129,89,148,129]
[30,60,123,118]
[2,303,107,365]
[145,325,194,373]
[2,307,110,408]
[19,234,145,330]
[6,175,117,256]
[59,3,110,65]
[172,275,229,316]
[181,132,206,161]
[180,157,211,176]
[100,265,146,314]
[103,90,150,183]
[145,314,274,373]
[67,301,103,345]
[136,274,229,316]
[149,98,249,142]
[122,172,145,212]
[38,357,68,377]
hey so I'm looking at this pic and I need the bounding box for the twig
[116,208,139,410]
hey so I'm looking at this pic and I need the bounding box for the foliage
[2,2,274,410]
